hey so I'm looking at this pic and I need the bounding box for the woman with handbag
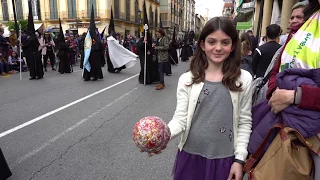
[266,0,320,179]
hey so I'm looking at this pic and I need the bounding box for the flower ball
[133,116,171,153]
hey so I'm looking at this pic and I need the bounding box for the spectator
[8,51,24,72]
[252,24,282,78]
[247,30,258,53]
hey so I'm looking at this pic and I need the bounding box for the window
[15,0,24,20]
[50,0,58,19]
[155,9,158,27]
[1,0,9,21]
[87,0,97,17]
[114,0,120,19]
[31,0,41,20]
[126,0,130,21]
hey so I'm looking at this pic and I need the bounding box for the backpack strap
[243,123,284,172]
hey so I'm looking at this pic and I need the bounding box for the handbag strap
[243,123,284,172]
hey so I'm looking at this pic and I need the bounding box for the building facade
[0,0,160,37]
[160,0,184,39]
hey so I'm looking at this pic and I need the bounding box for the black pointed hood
[89,4,100,42]
[160,17,163,28]
[27,0,35,34]
[141,0,151,45]
[143,1,148,27]
[108,6,115,35]
[172,26,176,43]
[101,26,106,39]
[58,18,66,43]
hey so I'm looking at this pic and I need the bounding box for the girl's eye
[208,41,215,44]
[222,41,230,45]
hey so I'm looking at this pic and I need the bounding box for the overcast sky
[195,0,224,18]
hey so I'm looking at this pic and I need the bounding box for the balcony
[45,12,59,20]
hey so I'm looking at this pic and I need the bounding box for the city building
[159,0,184,39]
[0,0,160,37]
[222,0,234,20]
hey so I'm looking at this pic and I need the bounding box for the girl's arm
[168,73,190,139]
[51,39,55,47]
[235,71,253,161]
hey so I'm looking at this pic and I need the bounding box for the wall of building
[0,0,160,37]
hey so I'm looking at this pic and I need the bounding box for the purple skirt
[172,150,234,180]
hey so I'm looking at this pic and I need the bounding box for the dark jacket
[241,55,253,76]
[252,41,281,78]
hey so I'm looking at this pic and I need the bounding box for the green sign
[236,22,252,30]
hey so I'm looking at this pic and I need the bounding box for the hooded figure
[22,0,43,80]
[169,26,179,65]
[137,1,159,84]
[180,31,190,62]
[106,6,128,73]
[57,18,71,74]
[82,5,104,81]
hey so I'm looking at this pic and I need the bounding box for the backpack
[244,124,320,180]
[252,46,283,106]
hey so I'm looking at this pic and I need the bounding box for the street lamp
[137,9,141,37]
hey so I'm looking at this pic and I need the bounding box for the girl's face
[200,30,233,65]
[12,52,17,57]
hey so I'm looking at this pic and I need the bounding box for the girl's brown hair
[241,40,251,57]
[189,17,242,91]
[156,29,166,36]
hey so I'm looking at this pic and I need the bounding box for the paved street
[0,61,187,180]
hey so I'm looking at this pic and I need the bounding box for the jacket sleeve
[38,38,45,51]
[251,48,260,76]
[235,71,253,161]
[168,74,189,139]
[299,85,320,111]
[155,36,170,51]
[266,56,281,99]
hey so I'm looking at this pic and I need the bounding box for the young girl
[143,17,253,180]
[240,40,253,76]
[39,32,56,71]
[8,51,25,72]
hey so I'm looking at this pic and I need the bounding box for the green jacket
[155,35,169,63]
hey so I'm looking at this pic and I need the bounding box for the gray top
[183,81,234,159]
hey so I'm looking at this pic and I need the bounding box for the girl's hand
[228,162,243,180]
[140,149,163,157]
[139,144,167,157]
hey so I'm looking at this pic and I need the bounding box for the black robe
[180,43,190,62]
[82,41,104,80]
[169,41,179,65]
[22,34,44,78]
[0,148,12,180]
[137,37,159,84]
[57,42,71,74]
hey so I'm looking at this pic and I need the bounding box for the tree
[7,20,28,32]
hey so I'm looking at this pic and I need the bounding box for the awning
[236,22,252,30]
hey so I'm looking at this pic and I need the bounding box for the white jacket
[168,70,253,161]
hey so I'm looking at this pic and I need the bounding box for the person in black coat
[137,33,159,84]
[82,6,104,81]
[0,148,12,180]
[57,19,71,74]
